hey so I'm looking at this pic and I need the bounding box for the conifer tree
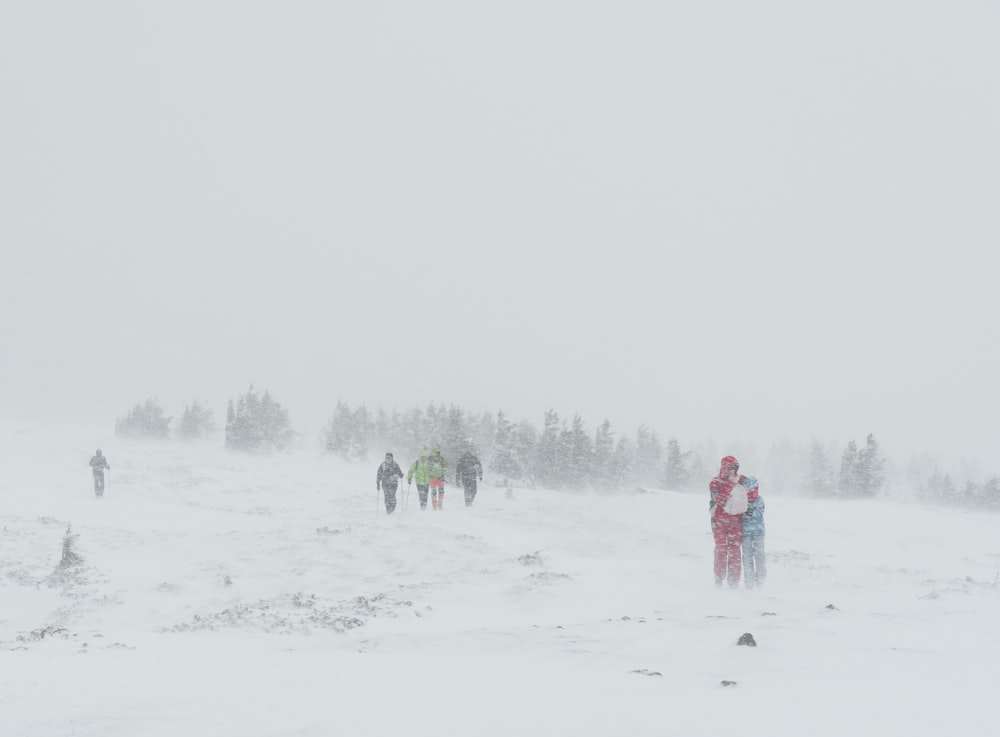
[386,409,407,455]
[177,400,215,440]
[422,403,442,446]
[855,433,886,497]
[557,423,574,486]
[323,401,355,458]
[490,411,519,479]
[374,408,390,448]
[838,440,860,497]
[609,436,633,490]
[512,419,539,484]
[634,425,663,487]
[592,419,615,489]
[400,407,425,459]
[561,414,591,489]
[923,469,956,502]
[115,398,171,438]
[961,479,979,505]
[806,441,835,496]
[441,404,468,465]
[688,451,709,490]
[351,404,372,460]
[977,477,1000,509]
[663,437,691,490]
[471,411,497,462]
[535,409,562,487]
[225,386,293,453]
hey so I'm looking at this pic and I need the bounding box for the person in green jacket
[407,450,431,510]
[427,447,448,510]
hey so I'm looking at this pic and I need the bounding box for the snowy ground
[3,421,999,737]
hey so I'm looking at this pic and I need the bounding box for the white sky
[2,2,998,463]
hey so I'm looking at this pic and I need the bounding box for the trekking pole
[375,487,380,517]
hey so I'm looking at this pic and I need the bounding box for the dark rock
[736,632,757,647]
[518,551,544,566]
[721,680,738,687]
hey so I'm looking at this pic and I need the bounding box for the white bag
[723,483,749,515]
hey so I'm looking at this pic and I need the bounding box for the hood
[718,455,739,476]
[743,475,759,500]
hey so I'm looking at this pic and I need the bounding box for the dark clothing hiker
[455,451,483,507]
[90,450,110,497]
[376,453,404,514]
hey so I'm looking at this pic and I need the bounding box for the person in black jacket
[455,449,484,507]
[376,452,404,514]
[89,449,110,497]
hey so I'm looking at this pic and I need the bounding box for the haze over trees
[114,399,171,439]
[177,401,215,441]
[110,390,1000,509]
[224,386,295,454]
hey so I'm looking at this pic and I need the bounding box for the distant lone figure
[90,449,110,497]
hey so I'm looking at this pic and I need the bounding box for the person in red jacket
[709,455,748,588]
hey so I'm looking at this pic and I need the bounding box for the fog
[3,2,998,465]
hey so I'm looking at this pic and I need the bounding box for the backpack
[723,483,749,515]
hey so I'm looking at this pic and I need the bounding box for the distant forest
[113,388,1000,509]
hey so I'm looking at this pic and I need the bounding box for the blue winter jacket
[742,496,765,535]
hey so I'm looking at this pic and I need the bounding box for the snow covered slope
[2,422,998,736]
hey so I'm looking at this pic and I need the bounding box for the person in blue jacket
[740,476,766,588]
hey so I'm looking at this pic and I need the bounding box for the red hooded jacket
[709,455,746,516]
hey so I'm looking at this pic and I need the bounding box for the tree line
[803,435,886,498]
[115,398,214,440]
[113,390,880,497]
[114,387,293,451]
[113,389,1000,507]
[917,470,1000,510]
[322,403,697,492]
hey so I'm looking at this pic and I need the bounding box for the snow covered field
[3,421,999,737]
